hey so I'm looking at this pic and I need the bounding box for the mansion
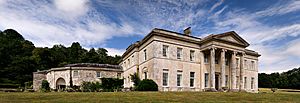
[120,28,260,92]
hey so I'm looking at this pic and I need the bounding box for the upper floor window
[215,57,219,64]
[132,55,134,64]
[162,45,168,57]
[204,54,208,63]
[190,50,195,61]
[128,59,130,67]
[244,60,247,69]
[251,61,255,70]
[236,58,239,69]
[73,70,79,77]
[96,71,101,78]
[177,48,182,59]
[144,49,147,61]
[225,57,229,65]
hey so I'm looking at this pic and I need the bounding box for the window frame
[177,47,182,59]
[190,72,195,87]
[162,45,168,57]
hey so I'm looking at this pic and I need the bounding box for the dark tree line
[258,67,300,89]
[0,29,121,87]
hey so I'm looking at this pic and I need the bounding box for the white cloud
[209,0,224,13]
[54,0,89,18]
[106,48,125,56]
[255,0,300,17]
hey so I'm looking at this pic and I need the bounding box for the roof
[33,63,122,73]
[200,31,250,47]
[64,63,122,69]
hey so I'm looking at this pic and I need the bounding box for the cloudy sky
[0,0,300,73]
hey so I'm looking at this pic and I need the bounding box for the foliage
[25,81,33,89]
[101,78,123,92]
[80,81,101,92]
[0,29,122,88]
[130,72,141,88]
[41,80,50,92]
[136,79,158,91]
[258,67,300,89]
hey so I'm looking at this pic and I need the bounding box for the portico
[201,46,248,92]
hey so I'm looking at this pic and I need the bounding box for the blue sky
[0,0,300,73]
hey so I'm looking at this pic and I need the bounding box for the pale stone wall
[121,30,260,92]
[34,67,122,91]
[33,72,47,91]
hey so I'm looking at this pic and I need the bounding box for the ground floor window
[144,72,147,79]
[244,77,247,89]
[251,77,254,89]
[205,73,209,87]
[163,69,169,86]
[236,76,239,88]
[96,71,101,78]
[225,75,228,87]
[177,72,182,86]
[190,72,195,87]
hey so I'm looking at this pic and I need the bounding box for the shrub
[101,78,123,92]
[41,80,50,92]
[136,79,158,91]
[80,81,101,92]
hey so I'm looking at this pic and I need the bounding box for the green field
[0,90,299,103]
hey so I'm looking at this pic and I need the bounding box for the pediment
[213,31,249,47]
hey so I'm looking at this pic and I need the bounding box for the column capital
[221,48,227,52]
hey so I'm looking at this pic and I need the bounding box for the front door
[215,74,219,90]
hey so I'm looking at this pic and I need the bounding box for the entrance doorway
[56,78,66,90]
[215,74,219,90]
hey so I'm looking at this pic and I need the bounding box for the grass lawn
[0,90,299,103]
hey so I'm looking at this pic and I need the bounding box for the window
[163,69,169,86]
[73,70,79,77]
[177,48,182,59]
[251,77,254,89]
[190,72,195,87]
[144,72,147,79]
[244,60,247,69]
[225,75,228,86]
[177,70,182,87]
[117,73,121,78]
[236,76,239,88]
[244,77,247,89]
[225,57,229,65]
[215,57,219,64]
[205,73,209,87]
[162,45,168,57]
[124,62,127,68]
[251,61,255,70]
[190,50,195,61]
[132,55,134,64]
[204,54,208,63]
[236,58,239,68]
[144,49,147,61]
[128,59,130,67]
[96,71,101,78]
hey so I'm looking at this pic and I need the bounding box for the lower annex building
[120,28,260,92]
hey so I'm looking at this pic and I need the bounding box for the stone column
[200,51,205,90]
[220,49,226,89]
[239,52,245,91]
[231,51,237,91]
[210,47,216,91]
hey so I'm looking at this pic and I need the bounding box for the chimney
[184,27,191,36]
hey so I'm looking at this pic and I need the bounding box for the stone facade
[120,28,260,92]
[33,63,122,91]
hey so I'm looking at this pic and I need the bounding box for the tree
[130,72,141,87]
[136,79,158,91]
[41,80,50,92]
